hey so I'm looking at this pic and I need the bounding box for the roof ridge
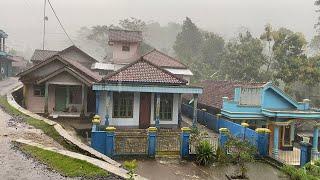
[108,28,142,33]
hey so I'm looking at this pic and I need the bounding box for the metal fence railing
[156,132,181,155]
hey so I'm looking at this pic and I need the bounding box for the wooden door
[139,93,151,129]
[55,86,67,111]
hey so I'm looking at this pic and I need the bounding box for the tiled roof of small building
[103,59,187,85]
[108,29,143,43]
[30,49,58,62]
[182,80,266,109]
[142,49,187,69]
[30,45,98,63]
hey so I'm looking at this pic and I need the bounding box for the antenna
[42,0,47,50]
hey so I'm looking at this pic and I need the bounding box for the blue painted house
[0,30,13,80]
[183,80,320,157]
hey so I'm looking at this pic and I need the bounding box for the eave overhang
[262,108,320,119]
[93,83,203,94]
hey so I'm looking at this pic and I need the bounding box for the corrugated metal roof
[91,62,115,70]
[165,68,193,76]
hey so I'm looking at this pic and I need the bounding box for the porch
[94,84,203,129]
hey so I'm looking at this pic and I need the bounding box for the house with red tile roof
[91,29,193,83]
[19,45,102,118]
[93,57,202,129]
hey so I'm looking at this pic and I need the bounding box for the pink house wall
[25,84,55,113]
[111,42,139,61]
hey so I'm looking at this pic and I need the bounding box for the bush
[281,165,318,180]
[195,140,215,166]
[215,146,229,163]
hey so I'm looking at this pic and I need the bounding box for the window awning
[93,83,203,94]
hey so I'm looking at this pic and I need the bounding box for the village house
[91,29,193,84]
[93,29,201,128]
[18,45,101,118]
[0,30,13,80]
[11,55,29,75]
[183,80,320,156]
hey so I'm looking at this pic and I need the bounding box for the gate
[156,131,181,155]
[114,131,148,155]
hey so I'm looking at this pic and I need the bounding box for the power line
[47,0,75,45]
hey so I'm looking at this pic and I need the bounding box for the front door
[139,93,151,129]
[55,86,67,111]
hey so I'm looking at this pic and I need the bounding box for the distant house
[91,29,193,84]
[11,55,29,75]
[0,30,13,80]
[19,45,101,118]
[93,29,201,128]
[183,80,320,153]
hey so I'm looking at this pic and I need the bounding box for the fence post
[255,128,271,157]
[105,126,116,157]
[216,114,221,133]
[219,128,229,151]
[180,127,191,159]
[241,122,249,140]
[300,141,312,167]
[148,127,157,158]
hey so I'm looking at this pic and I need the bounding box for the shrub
[215,146,229,164]
[124,160,138,180]
[225,137,257,179]
[281,165,318,180]
[195,140,215,166]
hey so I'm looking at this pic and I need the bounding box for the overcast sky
[0,0,318,56]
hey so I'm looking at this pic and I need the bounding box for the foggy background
[0,0,317,59]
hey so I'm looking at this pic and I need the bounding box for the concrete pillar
[105,126,116,157]
[147,127,157,158]
[105,92,111,126]
[66,86,70,107]
[155,93,160,129]
[272,125,279,158]
[178,94,182,128]
[300,141,312,167]
[95,91,100,114]
[216,114,221,133]
[219,128,230,151]
[312,126,319,159]
[192,94,198,128]
[81,84,86,116]
[256,128,271,157]
[44,83,49,115]
[180,127,191,159]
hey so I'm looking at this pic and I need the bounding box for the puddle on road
[120,158,288,180]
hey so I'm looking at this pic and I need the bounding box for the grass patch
[19,144,109,178]
[0,96,78,151]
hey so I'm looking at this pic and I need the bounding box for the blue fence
[181,104,218,131]
[181,103,258,148]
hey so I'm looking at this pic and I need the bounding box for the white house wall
[97,92,180,128]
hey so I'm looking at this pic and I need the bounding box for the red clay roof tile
[108,29,142,43]
[142,49,187,69]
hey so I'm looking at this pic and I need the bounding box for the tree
[199,32,225,69]
[173,17,203,63]
[298,56,320,98]
[119,17,146,31]
[260,23,274,76]
[225,137,257,179]
[219,31,266,81]
[272,28,307,89]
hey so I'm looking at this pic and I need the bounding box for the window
[69,86,82,104]
[154,94,173,121]
[113,92,134,118]
[122,45,130,51]
[34,85,45,97]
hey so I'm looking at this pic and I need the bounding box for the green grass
[0,96,78,151]
[19,144,109,178]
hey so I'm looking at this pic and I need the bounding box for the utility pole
[42,0,47,50]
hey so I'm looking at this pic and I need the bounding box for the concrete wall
[262,88,296,109]
[111,42,139,61]
[97,92,180,128]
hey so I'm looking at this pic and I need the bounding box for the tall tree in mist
[173,17,203,62]
[220,31,266,82]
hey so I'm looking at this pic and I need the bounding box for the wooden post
[44,83,49,115]
[155,93,160,129]
[66,86,70,108]
[192,94,198,128]
[81,84,86,116]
